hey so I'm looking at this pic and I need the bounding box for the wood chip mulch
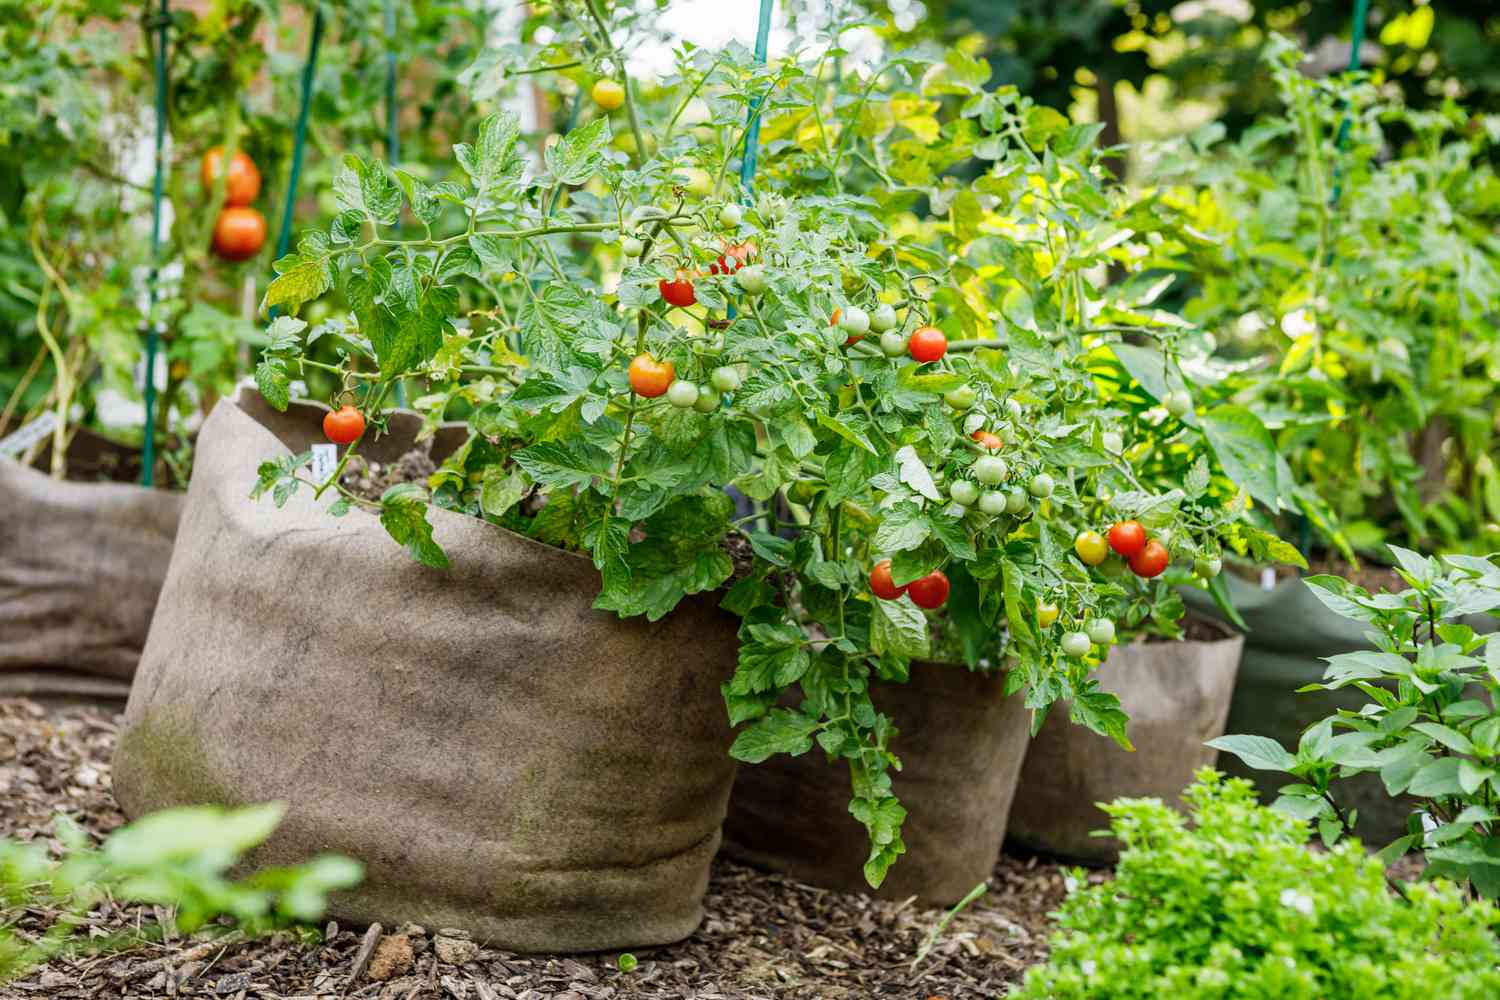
[2,697,1078,999]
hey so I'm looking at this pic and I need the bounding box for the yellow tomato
[591,79,625,111]
[1037,601,1060,629]
[1074,530,1108,566]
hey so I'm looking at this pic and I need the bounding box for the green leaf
[263,254,333,316]
[871,596,931,659]
[379,484,449,569]
[730,708,818,763]
[512,441,612,489]
[874,502,930,552]
[1200,404,1281,510]
[1206,734,1297,772]
[254,358,290,412]
[455,110,524,196]
[544,116,611,185]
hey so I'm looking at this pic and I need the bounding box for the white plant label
[1260,567,1277,591]
[0,412,58,458]
[311,443,337,483]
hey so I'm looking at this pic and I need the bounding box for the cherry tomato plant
[252,9,1295,887]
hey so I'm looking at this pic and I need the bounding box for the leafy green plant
[1160,36,1500,557]
[1211,547,1500,897]
[1016,769,1500,1000]
[0,802,362,984]
[250,5,1294,886]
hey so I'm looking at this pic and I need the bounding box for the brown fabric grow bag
[722,662,1032,905]
[1006,622,1244,863]
[114,396,741,953]
[0,430,184,702]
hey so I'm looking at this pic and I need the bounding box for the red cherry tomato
[908,325,947,363]
[906,569,950,609]
[201,146,262,206]
[212,206,267,261]
[1107,520,1147,558]
[323,405,365,445]
[971,429,1003,450]
[869,559,906,601]
[659,271,697,308]
[1129,539,1170,578]
[628,354,675,397]
[709,242,755,275]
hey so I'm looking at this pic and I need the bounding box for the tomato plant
[251,9,1299,887]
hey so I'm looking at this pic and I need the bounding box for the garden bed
[1,698,1075,999]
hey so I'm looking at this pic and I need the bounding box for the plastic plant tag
[1261,568,1277,591]
[310,443,337,483]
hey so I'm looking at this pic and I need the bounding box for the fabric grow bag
[0,429,184,702]
[722,662,1032,905]
[113,395,741,953]
[1006,621,1244,863]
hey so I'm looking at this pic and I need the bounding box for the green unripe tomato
[879,331,908,357]
[710,366,742,392]
[735,265,768,296]
[944,385,977,411]
[1165,389,1194,418]
[1101,430,1124,454]
[978,490,1009,515]
[974,455,1009,485]
[1004,487,1029,515]
[1061,631,1092,658]
[1085,619,1116,645]
[719,202,744,227]
[693,390,720,413]
[1028,473,1055,499]
[1006,397,1024,421]
[870,304,898,332]
[949,480,980,506]
[758,193,788,221]
[1099,555,1128,578]
[1195,555,1223,579]
[681,167,714,196]
[666,380,701,408]
[839,306,870,336]
[621,236,645,258]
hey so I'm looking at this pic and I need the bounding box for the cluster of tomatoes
[868,559,950,610]
[1073,520,1170,579]
[202,146,267,262]
[943,423,1056,519]
[627,354,739,412]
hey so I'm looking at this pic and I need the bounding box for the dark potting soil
[1,697,1072,999]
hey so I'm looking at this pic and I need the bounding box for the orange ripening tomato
[906,570,950,609]
[323,405,366,445]
[709,242,755,275]
[1107,520,1147,558]
[200,146,262,206]
[971,429,1003,450]
[212,207,267,261]
[908,325,947,363]
[628,354,675,397]
[1129,540,1169,578]
[869,559,905,601]
[658,271,697,308]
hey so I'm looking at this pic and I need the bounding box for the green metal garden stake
[141,0,170,487]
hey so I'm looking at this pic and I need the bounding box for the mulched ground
[1,698,1078,999]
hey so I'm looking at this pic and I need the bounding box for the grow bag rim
[224,394,604,573]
